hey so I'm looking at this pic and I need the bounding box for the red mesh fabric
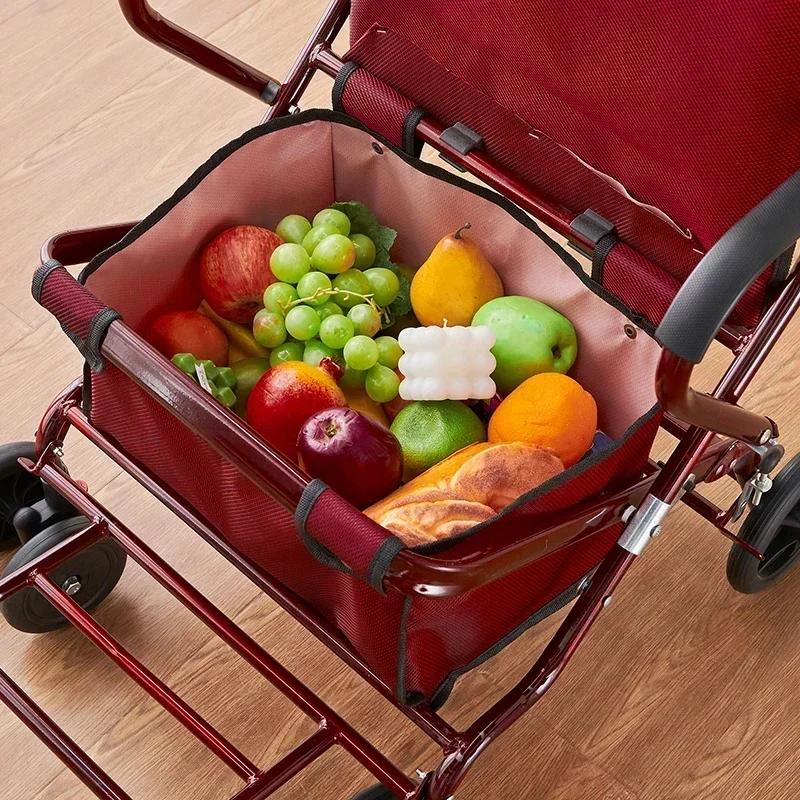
[338,68,414,151]
[346,5,800,325]
[38,268,108,339]
[304,489,399,578]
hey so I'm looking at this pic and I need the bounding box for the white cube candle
[398,325,496,401]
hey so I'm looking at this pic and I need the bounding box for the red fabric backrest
[350,0,800,275]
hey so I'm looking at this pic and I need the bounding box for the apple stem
[453,222,472,240]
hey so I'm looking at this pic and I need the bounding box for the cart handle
[118,0,281,103]
[656,168,800,364]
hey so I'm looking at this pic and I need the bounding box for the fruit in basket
[270,242,311,284]
[390,400,487,481]
[198,300,269,359]
[269,342,304,367]
[351,234,377,270]
[365,364,401,404]
[297,408,402,509]
[488,373,597,467]
[313,208,352,237]
[348,304,382,337]
[297,271,333,307]
[200,226,282,324]
[410,223,503,327]
[263,282,299,314]
[332,270,371,309]
[343,386,390,427]
[230,358,269,417]
[472,296,577,394]
[382,371,412,422]
[252,309,287,349]
[302,224,339,256]
[311,234,356,274]
[319,315,355,350]
[343,336,379,371]
[247,361,346,460]
[375,337,403,369]
[147,310,229,366]
[285,305,321,341]
[276,214,312,245]
[364,268,400,307]
[303,339,339,368]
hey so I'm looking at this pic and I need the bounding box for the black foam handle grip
[656,169,800,363]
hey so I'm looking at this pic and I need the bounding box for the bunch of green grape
[251,208,404,403]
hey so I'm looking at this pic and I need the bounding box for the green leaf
[331,201,411,326]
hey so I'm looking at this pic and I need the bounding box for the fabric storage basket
[70,110,662,705]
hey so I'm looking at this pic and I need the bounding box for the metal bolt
[52,446,64,458]
[416,770,427,780]
[621,505,636,523]
[603,596,612,607]
[650,525,662,538]
[61,576,82,596]
[759,429,772,445]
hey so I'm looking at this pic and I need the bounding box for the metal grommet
[623,323,637,339]
[372,142,384,154]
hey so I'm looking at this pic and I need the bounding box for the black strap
[31,259,65,303]
[591,232,618,284]
[366,535,407,594]
[401,107,426,158]
[294,479,356,577]
[332,61,360,112]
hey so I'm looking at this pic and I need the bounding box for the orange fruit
[488,373,597,467]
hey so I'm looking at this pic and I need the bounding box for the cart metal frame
[2,1,798,797]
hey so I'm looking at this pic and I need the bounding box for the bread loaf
[365,442,564,546]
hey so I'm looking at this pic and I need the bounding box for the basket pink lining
[85,119,661,438]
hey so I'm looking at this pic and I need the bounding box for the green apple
[472,296,577,394]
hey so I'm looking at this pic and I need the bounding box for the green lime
[390,400,486,482]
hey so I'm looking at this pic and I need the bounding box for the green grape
[311,234,356,275]
[365,364,400,403]
[269,243,311,284]
[215,367,237,389]
[375,336,403,369]
[364,268,400,307]
[317,300,343,321]
[301,224,339,256]
[269,341,304,367]
[351,234,376,270]
[216,386,237,408]
[332,269,371,308]
[343,335,379,371]
[263,282,298,314]
[171,353,196,374]
[319,314,354,349]
[197,360,219,382]
[276,214,312,245]
[339,365,367,388]
[296,271,332,307]
[303,339,339,368]
[313,208,351,236]
[285,305,320,340]
[252,309,287,348]
[347,303,382,337]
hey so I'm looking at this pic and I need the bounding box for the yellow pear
[410,223,504,327]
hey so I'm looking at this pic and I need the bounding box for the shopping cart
[2,1,800,797]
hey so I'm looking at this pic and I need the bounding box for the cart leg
[421,545,635,800]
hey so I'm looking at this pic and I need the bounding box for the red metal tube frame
[117,0,281,101]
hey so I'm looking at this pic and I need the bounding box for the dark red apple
[200,225,282,323]
[297,408,403,509]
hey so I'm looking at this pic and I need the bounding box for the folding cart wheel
[351,784,394,800]
[728,454,800,594]
[0,441,126,633]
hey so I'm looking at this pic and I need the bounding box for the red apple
[298,408,403,509]
[247,362,346,461]
[146,310,228,365]
[200,225,282,323]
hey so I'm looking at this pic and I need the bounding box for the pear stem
[453,222,471,240]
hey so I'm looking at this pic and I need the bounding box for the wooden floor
[2,2,800,798]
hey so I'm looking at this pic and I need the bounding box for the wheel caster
[0,442,48,551]
[728,454,800,594]
[1,517,126,633]
[351,785,397,800]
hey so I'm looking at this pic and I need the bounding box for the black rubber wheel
[1,517,127,633]
[0,442,44,551]
[728,454,800,594]
[351,786,396,800]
